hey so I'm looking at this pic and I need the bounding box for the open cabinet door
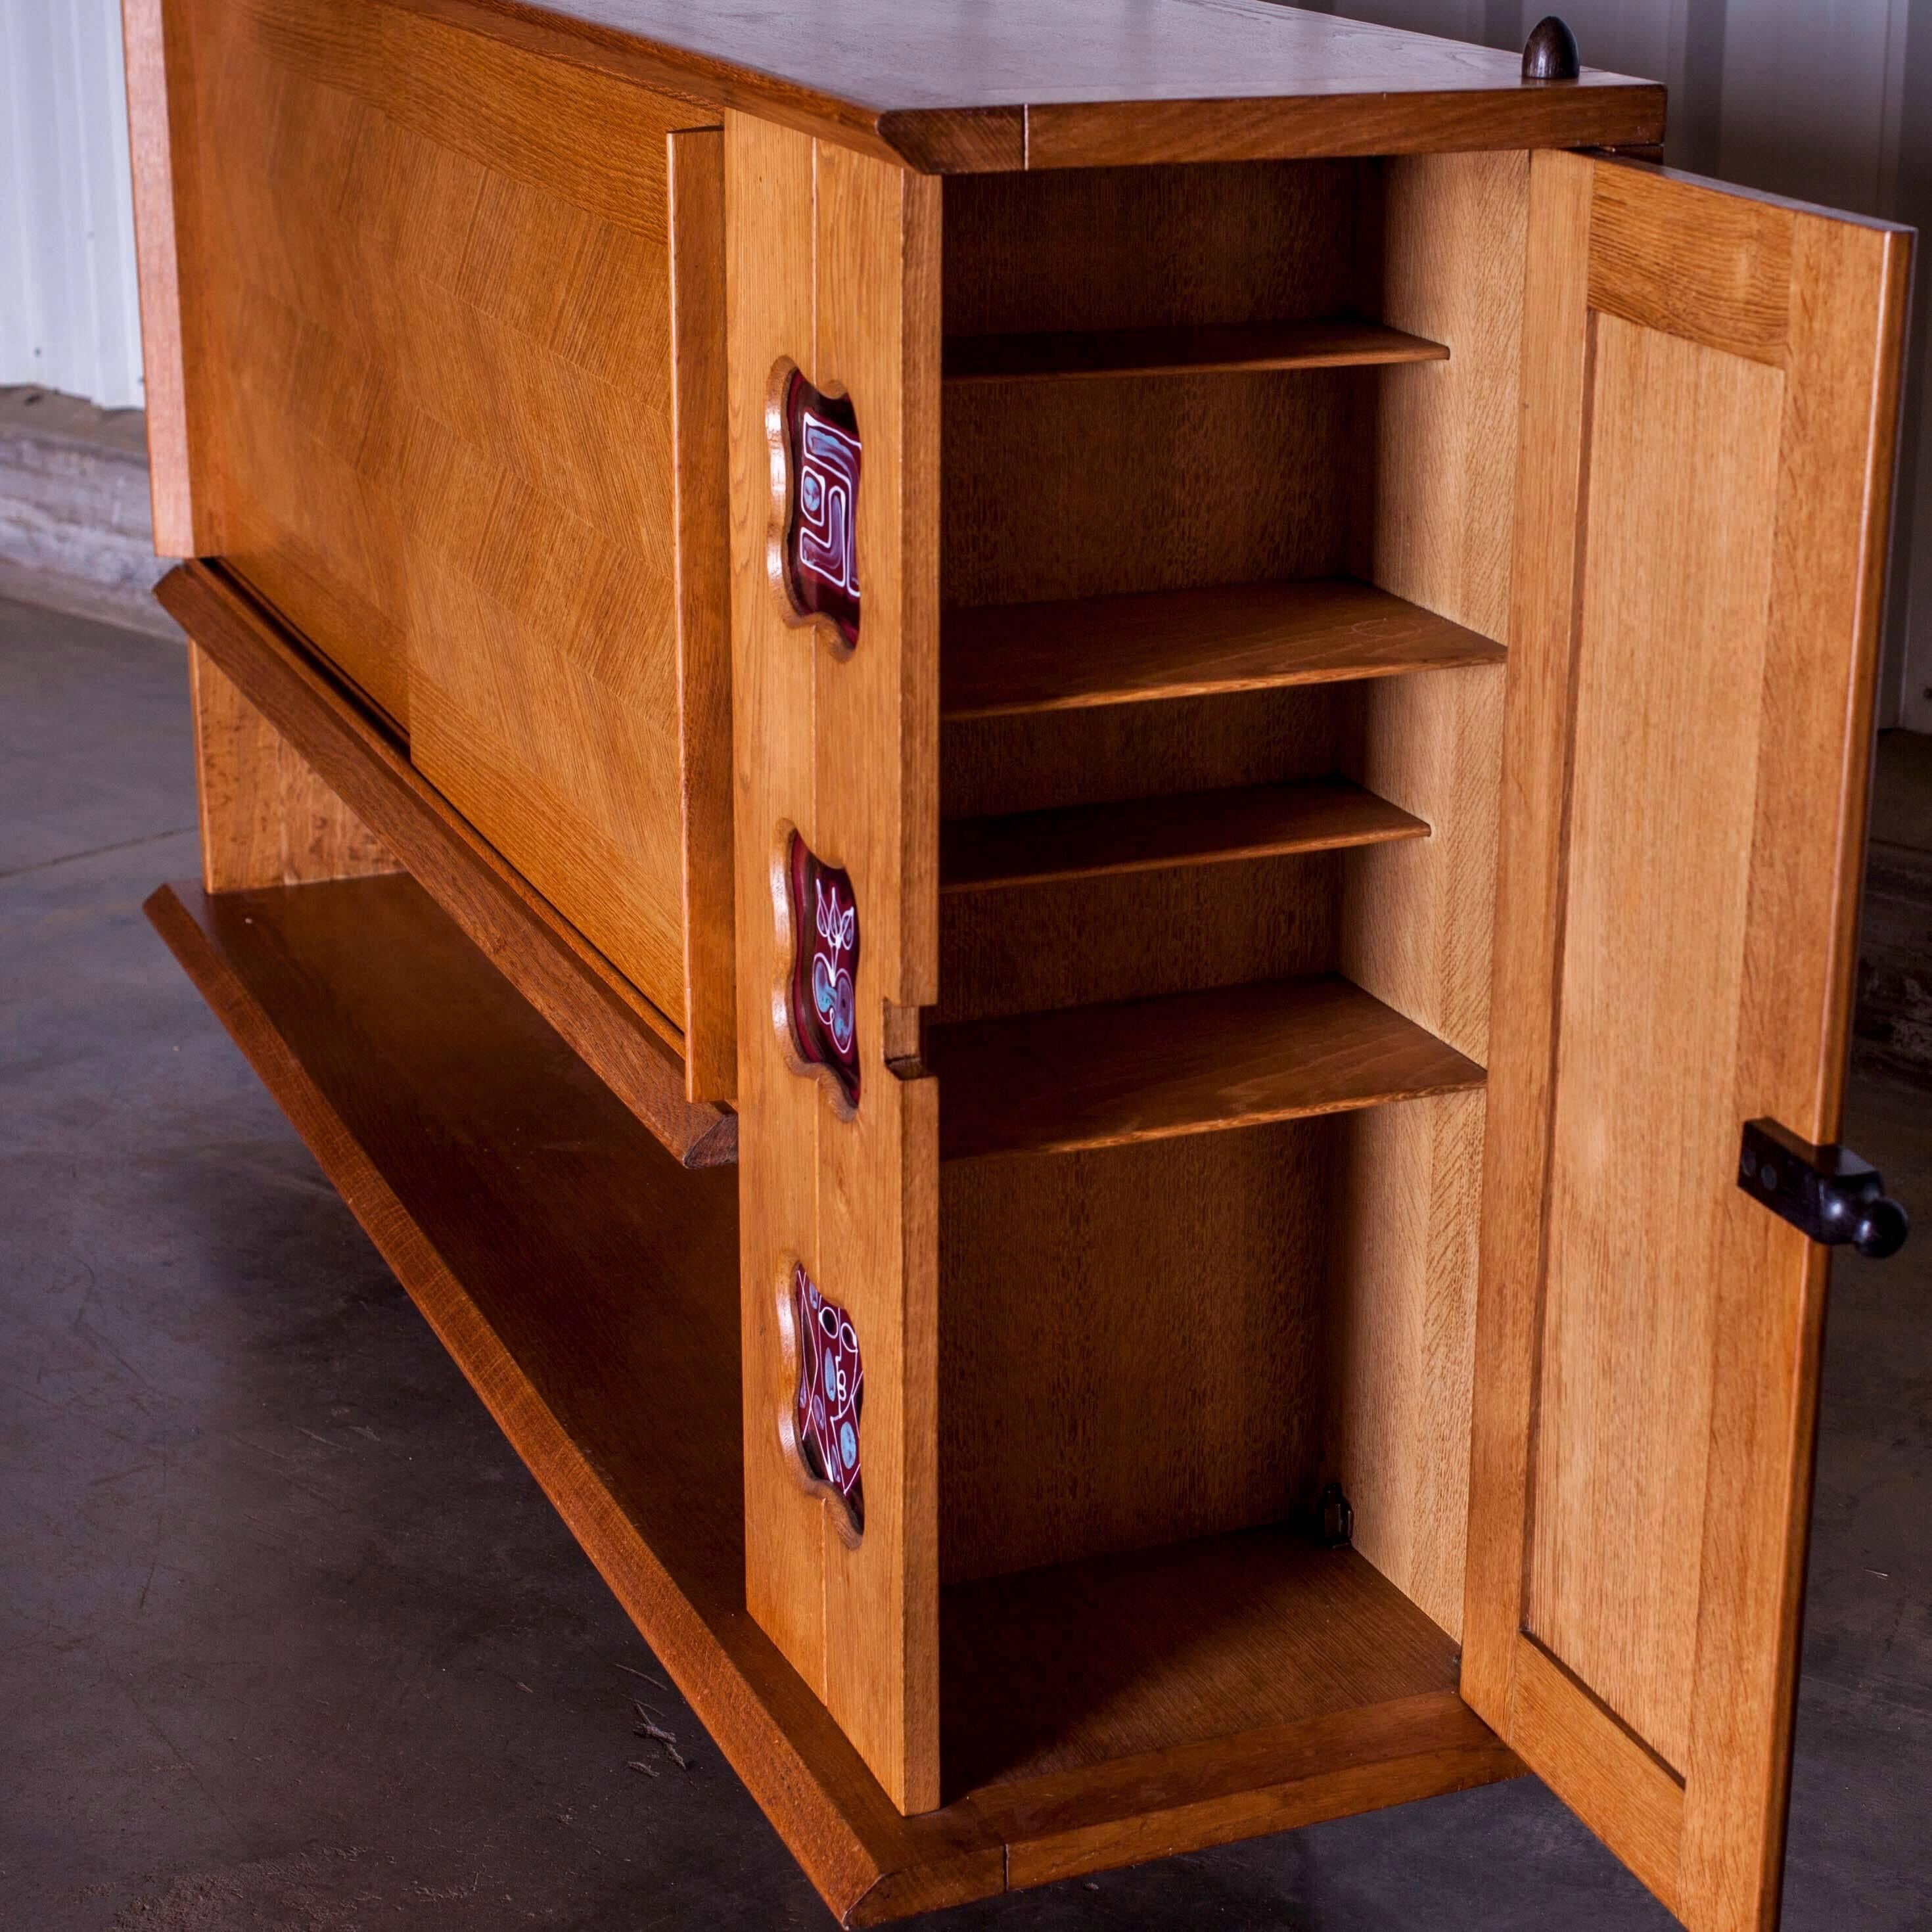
[1464,152,1910,1931]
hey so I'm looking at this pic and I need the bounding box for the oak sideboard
[121,1,1914,1925]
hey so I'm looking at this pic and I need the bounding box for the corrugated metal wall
[0,0,145,410]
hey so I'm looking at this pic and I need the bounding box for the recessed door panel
[1467,152,1910,1931]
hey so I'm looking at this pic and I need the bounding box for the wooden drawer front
[175,0,729,1068]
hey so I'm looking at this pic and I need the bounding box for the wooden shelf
[944,318,1449,384]
[941,578,1506,721]
[944,1529,1471,1798]
[930,976,1484,1161]
[940,777,1428,894]
[146,872,1516,1925]
[156,561,734,1169]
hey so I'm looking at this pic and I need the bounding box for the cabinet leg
[187,639,396,892]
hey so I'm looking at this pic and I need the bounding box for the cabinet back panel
[939,1124,1333,1583]
[938,852,1339,1025]
[942,372,1357,609]
[177,0,706,1031]
[943,160,1369,338]
[942,684,1351,820]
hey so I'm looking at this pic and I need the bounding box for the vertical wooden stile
[188,641,396,891]
[727,108,825,1717]
[726,112,942,1815]
[668,127,739,1103]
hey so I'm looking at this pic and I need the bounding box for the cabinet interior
[929,151,1525,1795]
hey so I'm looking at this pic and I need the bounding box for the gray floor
[3,591,1927,1931]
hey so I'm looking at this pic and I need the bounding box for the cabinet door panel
[169,0,735,1096]
[1466,153,1909,1932]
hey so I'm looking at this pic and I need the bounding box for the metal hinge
[1737,1119,1910,1260]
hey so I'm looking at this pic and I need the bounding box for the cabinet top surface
[436,0,1667,170]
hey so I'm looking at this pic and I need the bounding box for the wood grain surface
[937,851,1341,1028]
[941,777,1425,894]
[1311,157,1521,1642]
[943,159,1368,339]
[726,112,944,1812]
[944,319,1447,384]
[944,1530,1461,1790]
[169,0,729,1041]
[1465,153,1910,1932]
[158,562,735,1169]
[189,641,397,891]
[1327,1091,1484,1641]
[942,372,1356,610]
[942,580,1506,720]
[931,975,1483,1161]
[810,132,945,1818]
[143,873,1522,1923]
[1529,310,1784,1780]
[940,682,1352,824]
[353,0,1665,173]
[668,126,738,1102]
[726,112,827,1741]
[940,1127,1331,1582]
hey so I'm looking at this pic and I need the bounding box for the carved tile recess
[789,1262,864,1539]
[782,370,862,647]
[785,831,860,1109]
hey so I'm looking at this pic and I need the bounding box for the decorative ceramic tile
[790,1262,864,1538]
[783,370,862,647]
[786,831,860,1109]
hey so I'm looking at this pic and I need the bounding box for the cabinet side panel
[179,0,705,1030]
[1321,159,1520,1640]
[1329,1090,1483,1640]
[1369,150,1527,648]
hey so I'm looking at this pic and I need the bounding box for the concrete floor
[3,590,1927,1931]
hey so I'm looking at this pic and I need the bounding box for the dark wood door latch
[1737,1119,1910,1260]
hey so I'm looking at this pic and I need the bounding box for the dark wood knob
[1523,16,1581,81]
[1739,1119,1912,1262]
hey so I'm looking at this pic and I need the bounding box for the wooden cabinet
[125,2,1912,1925]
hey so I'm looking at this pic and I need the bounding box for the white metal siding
[0,0,145,409]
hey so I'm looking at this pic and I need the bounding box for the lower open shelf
[147,871,1521,1925]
